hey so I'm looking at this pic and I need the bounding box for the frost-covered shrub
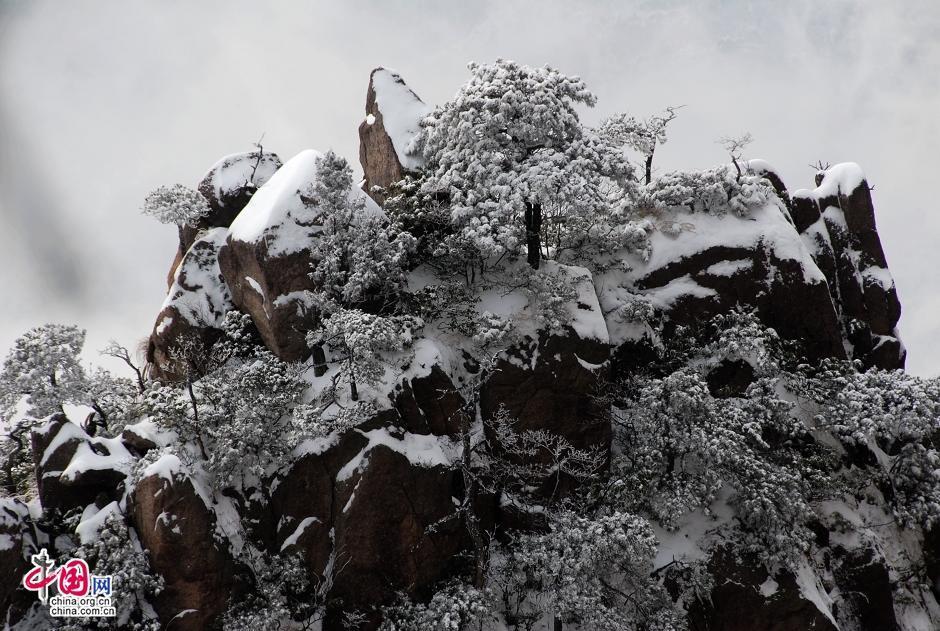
[598,106,681,185]
[306,151,416,313]
[308,309,423,402]
[65,511,164,630]
[381,581,495,631]
[613,368,834,566]
[143,315,340,489]
[490,510,682,631]
[140,184,211,227]
[638,165,779,218]
[609,314,838,568]
[223,551,321,630]
[417,59,634,269]
[800,365,940,529]
[0,324,89,494]
[0,323,87,418]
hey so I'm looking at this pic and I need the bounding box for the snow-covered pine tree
[416,59,634,271]
[306,150,416,315]
[599,105,682,185]
[140,184,211,227]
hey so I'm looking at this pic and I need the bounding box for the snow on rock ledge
[359,68,430,204]
[165,150,281,289]
[220,150,381,362]
[597,199,847,368]
[791,163,904,369]
[148,228,232,380]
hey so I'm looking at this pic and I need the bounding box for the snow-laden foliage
[598,106,681,185]
[606,313,838,567]
[381,582,495,631]
[797,363,940,529]
[60,511,164,630]
[308,309,423,402]
[0,324,89,494]
[306,151,416,313]
[610,368,835,567]
[140,183,211,227]
[223,551,321,630]
[0,323,87,418]
[636,164,780,218]
[416,59,637,269]
[145,312,328,489]
[490,510,682,631]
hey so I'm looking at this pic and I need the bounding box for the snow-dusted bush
[0,323,87,418]
[223,551,321,630]
[0,324,89,494]
[638,165,779,218]
[308,309,423,402]
[140,184,211,227]
[65,511,164,630]
[599,105,682,184]
[306,151,416,313]
[490,510,681,631]
[381,581,495,631]
[608,315,837,567]
[143,313,331,489]
[800,364,940,529]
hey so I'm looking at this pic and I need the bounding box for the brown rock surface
[131,458,237,630]
[358,68,428,205]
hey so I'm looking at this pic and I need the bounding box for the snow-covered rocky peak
[197,150,282,219]
[367,68,430,170]
[228,149,381,257]
[359,68,431,204]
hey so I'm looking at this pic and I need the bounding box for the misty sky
[0,0,938,376]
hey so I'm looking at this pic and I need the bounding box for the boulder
[831,546,899,631]
[792,163,904,369]
[598,196,847,373]
[480,326,611,456]
[358,68,430,205]
[269,364,471,629]
[131,454,237,630]
[687,548,838,631]
[148,228,232,380]
[219,149,382,362]
[329,442,467,627]
[166,151,281,288]
[30,414,132,512]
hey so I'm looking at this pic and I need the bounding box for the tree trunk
[645,153,654,185]
[524,202,542,269]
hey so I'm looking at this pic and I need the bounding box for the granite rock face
[358,68,429,205]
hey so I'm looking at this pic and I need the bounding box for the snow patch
[370,68,431,170]
[280,516,319,552]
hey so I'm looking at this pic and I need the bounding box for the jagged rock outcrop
[271,366,471,628]
[687,548,838,631]
[166,151,281,287]
[600,161,905,377]
[358,68,430,205]
[218,149,383,363]
[115,71,921,631]
[131,454,238,631]
[30,414,132,512]
[792,163,904,369]
[0,498,34,623]
[148,227,232,380]
[598,199,847,374]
